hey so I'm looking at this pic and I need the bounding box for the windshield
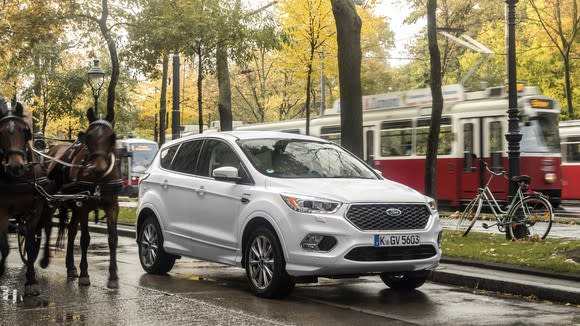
[520,113,560,153]
[238,138,378,179]
[129,143,158,172]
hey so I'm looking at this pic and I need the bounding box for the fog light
[300,234,337,252]
[544,173,556,184]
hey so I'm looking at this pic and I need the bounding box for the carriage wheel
[18,224,41,264]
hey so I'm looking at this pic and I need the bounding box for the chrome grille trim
[344,203,431,231]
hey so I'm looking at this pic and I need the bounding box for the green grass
[117,207,136,225]
[442,229,580,274]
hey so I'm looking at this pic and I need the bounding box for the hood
[264,177,427,204]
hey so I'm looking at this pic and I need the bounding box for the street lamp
[87,59,105,116]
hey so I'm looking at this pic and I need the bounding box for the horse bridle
[85,119,116,177]
[0,111,32,165]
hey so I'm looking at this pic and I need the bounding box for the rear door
[162,140,203,250]
[459,118,481,201]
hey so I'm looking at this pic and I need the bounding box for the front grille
[345,204,430,230]
[344,245,437,262]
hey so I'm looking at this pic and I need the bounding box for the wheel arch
[240,216,283,268]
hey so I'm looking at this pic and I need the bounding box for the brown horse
[48,107,123,289]
[0,98,53,296]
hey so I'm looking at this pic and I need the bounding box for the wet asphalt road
[0,232,578,325]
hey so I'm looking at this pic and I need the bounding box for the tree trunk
[331,0,363,159]
[159,55,168,145]
[424,0,444,198]
[305,58,313,135]
[216,42,233,131]
[98,0,118,123]
[563,55,574,118]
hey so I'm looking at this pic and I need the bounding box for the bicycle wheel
[457,196,483,236]
[507,195,553,240]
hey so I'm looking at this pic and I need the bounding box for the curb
[440,256,580,282]
[430,268,580,305]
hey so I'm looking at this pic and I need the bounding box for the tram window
[489,121,503,169]
[282,129,300,134]
[380,120,412,156]
[463,123,474,171]
[416,117,452,156]
[564,138,580,163]
[320,125,341,144]
[160,144,179,169]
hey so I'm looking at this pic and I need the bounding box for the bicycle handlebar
[477,157,508,178]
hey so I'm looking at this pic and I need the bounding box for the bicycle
[456,158,554,240]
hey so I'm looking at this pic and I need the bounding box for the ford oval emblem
[386,208,402,216]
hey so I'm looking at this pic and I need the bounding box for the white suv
[136,131,441,298]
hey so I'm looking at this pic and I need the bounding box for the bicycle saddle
[511,175,531,183]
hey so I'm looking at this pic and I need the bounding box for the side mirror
[212,166,241,183]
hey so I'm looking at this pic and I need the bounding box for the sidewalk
[87,221,580,305]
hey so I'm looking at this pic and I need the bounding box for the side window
[198,139,250,182]
[159,144,179,169]
[463,123,474,171]
[170,140,203,174]
[489,121,503,169]
[380,120,412,157]
[416,117,452,155]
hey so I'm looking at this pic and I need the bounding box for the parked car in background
[136,131,442,298]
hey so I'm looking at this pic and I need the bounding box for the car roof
[162,130,329,148]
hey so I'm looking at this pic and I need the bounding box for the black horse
[48,107,123,289]
[0,98,53,296]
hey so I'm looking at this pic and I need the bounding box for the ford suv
[136,131,441,298]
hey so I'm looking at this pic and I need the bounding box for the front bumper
[279,207,442,277]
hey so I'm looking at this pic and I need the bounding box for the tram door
[459,118,481,201]
[364,126,375,165]
[483,117,508,200]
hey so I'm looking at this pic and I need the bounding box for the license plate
[374,234,421,247]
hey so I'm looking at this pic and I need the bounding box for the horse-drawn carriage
[0,98,123,295]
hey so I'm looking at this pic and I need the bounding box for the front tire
[18,224,41,264]
[457,197,482,236]
[380,270,430,291]
[244,227,295,299]
[138,216,175,274]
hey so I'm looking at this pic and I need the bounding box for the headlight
[426,196,437,211]
[281,194,341,214]
[544,173,556,184]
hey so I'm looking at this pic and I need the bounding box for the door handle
[195,185,205,196]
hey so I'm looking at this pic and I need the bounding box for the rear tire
[244,227,295,299]
[457,197,482,236]
[380,270,429,291]
[508,196,553,240]
[138,216,175,274]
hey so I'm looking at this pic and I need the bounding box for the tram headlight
[544,173,556,184]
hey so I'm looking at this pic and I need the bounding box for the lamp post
[87,59,105,117]
[505,0,521,200]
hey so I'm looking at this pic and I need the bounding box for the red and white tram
[559,120,580,201]
[236,84,562,207]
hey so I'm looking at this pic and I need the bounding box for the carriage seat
[511,175,531,184]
